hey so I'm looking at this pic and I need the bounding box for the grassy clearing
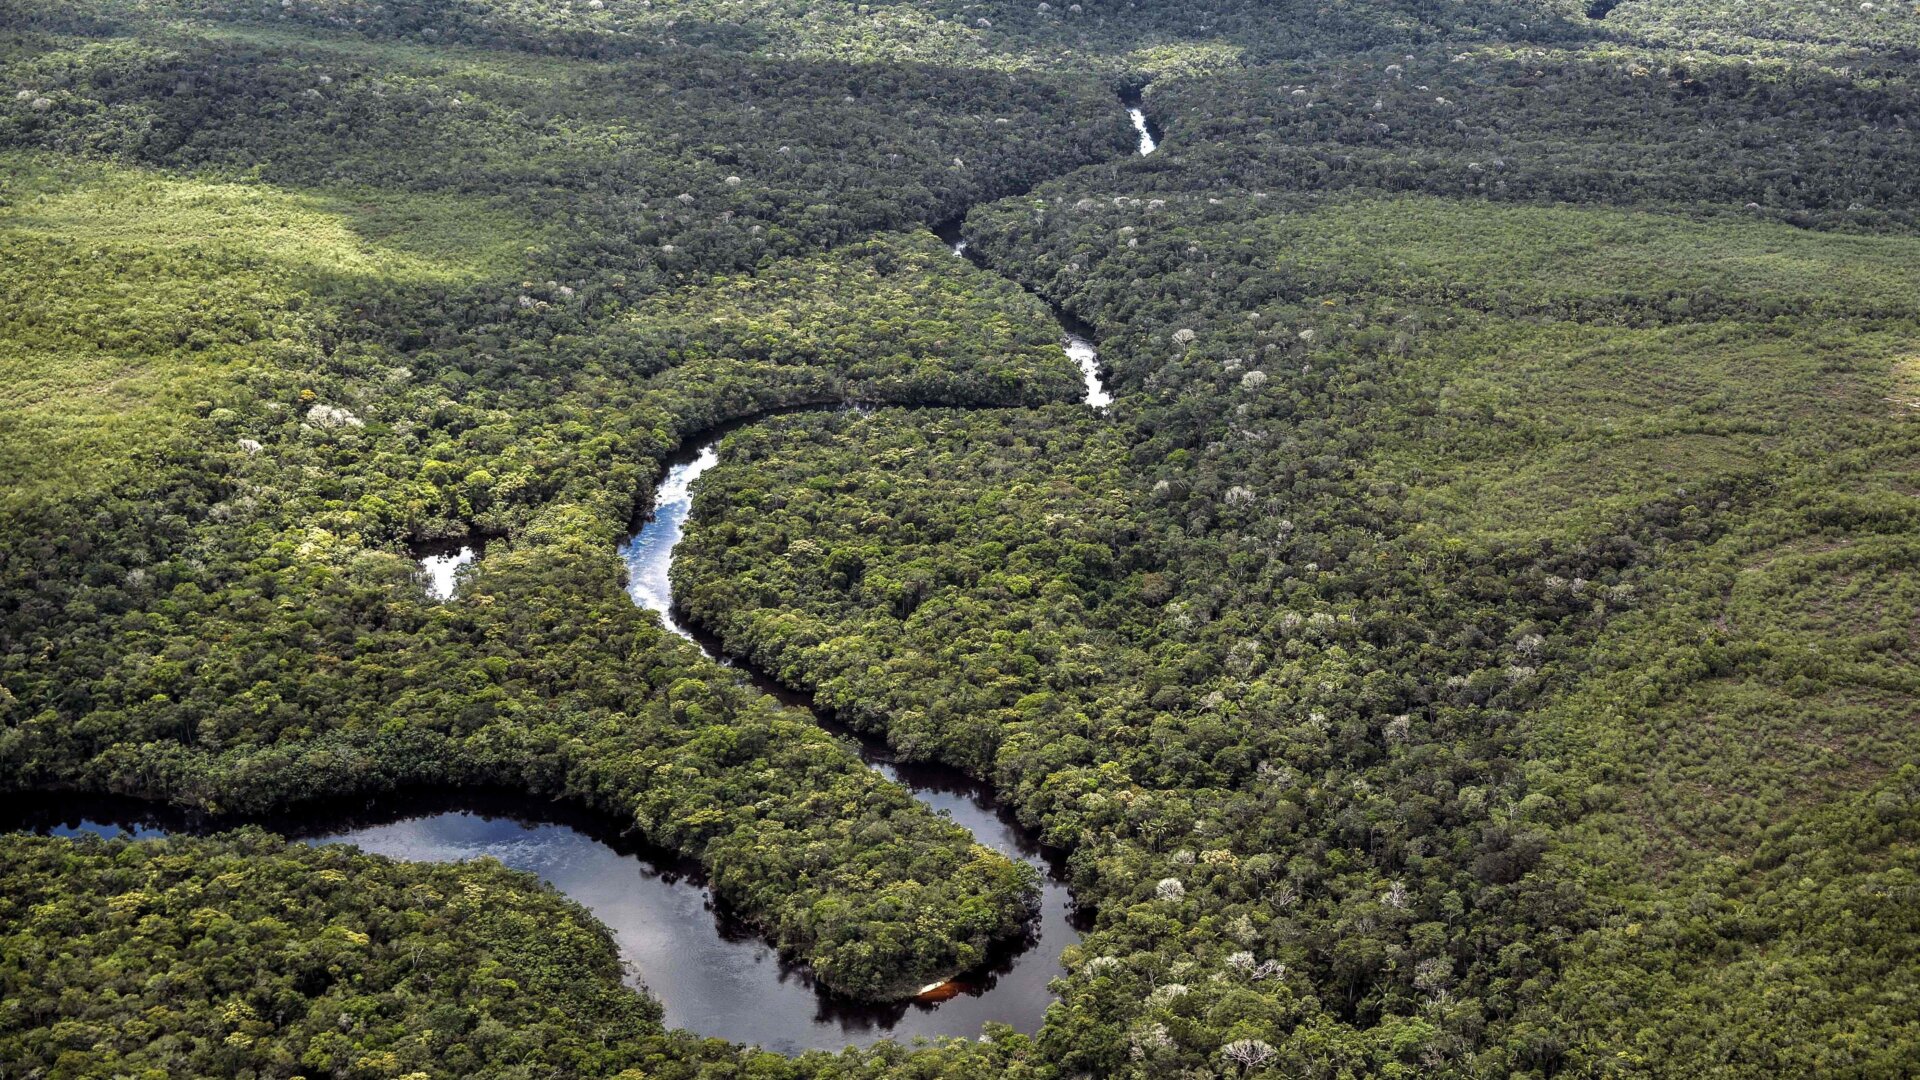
[1371,319,1917,545]
[1272,196,1920,319]
[0,151,535,505]
[1296,199,1920,547]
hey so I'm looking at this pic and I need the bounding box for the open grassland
[0,151,534,505]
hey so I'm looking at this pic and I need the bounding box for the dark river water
[604,96,1147,1030]
[8,410,1093,1053]
[615,416,1090,1049]
[4,778,1086,1053]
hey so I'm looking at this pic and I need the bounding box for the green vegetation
[0,1,1120,1004]
[677,406,1138,772]
[6,0,1920,1074]
[0,831,663,1078]
[615,232,1081,406]
[0,151,534,504]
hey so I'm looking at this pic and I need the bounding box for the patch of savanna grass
[0,150,538,506]
[1265,198,1920,547]
[1314,203,1920,844]
[1887,353,1920,415]
[95,0,1251,76]
[1367,319,1915,546]
[1505,333,1920,1061]
[1305,199,1920,548]
[1528,750,1920,1078]
[1613,672,1919,860]
[1517,492,1920,1071]
[1596,0,1920,58]
[1272,196,1920,320]
[144,19,621,82]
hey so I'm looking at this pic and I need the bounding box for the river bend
[615,413,1089,1049]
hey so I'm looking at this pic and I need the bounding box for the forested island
[4,0,1920,1076]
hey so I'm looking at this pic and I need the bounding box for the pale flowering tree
[1155,877,1186,901]
[1221,1038,1277,1072]
[305,404,363,429]
[1384,714,1413,742]
[1227,952,1286,981]
[1128,1021,1173,1062]
[1413,955,1453,994]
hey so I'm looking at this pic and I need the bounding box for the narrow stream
[933,219,1110,409]
[1127,106,1159,156]
[600,92,1159,1027]
[1128,107,1158,155]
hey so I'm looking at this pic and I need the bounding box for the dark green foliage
[7,0,1920,1074]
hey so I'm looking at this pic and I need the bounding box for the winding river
[11,89,1164,1054]
[589,93,1149,1037]
[4,785,1081,1052]
[932,221,1112,410]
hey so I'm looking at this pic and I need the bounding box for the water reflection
[621,444,719,641]
[413,535,486,600]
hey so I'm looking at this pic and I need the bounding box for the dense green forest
[4,0,1919,1076]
